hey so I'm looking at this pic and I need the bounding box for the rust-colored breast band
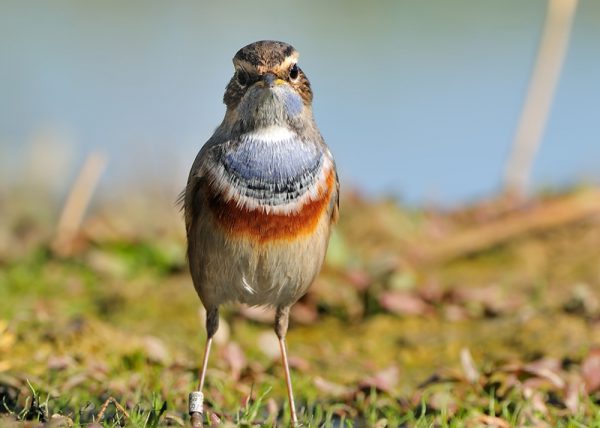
[207,169,335,243]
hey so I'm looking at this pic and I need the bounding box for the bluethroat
[181,40,339,426]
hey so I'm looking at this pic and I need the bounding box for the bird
[181,40,339,426]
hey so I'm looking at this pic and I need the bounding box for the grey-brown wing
[179,139,217,238]
[331,173,340,224]
[178,173,202,237]
[178,142,215,294]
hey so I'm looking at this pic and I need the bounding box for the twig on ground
[96,396,130,422]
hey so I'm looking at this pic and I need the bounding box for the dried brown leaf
[582,348,600,393]
[221,341,246,381]
[47,355,75,371]
[469,414,511,428]
[288,355,310,372]
[49,414,74,427]
[142,335,171,365]
[564,374,584,414]
[359,365,399,392]
[523,358,564,389]
[345,269,371,291]
[378,291,429,316]
[257,332,279,360]
[460,348,480,384]
[291,302,318,324]
[63,374,88,391]
[314,376,352,397]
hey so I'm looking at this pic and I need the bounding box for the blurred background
[2,1,600,426]
[2,0,599,204]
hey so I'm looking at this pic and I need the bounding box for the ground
[2,186,600,427]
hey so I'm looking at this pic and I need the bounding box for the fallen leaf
[288,355,310,372]
[50,414,74,427]
[47,355,75,371]
[63,374,88,390]
[582,348,600,393]
[221,342,246,381]
[257,332,279,360]
[460,348,480,383]
[469,414,510,428]
[379,291,429,316]
[291,302,318,324]
[0,320,15,352]
[523,358,564,389]
[429,390,457,415]
[164,413,185,426]
[143,336,171,365]
[314,376,352,396]
[359,366,399,392]
[452,285,522,315]
[345,269,371,291]
[564,374,584,414]
[209,412,221,426]
[266,398,278,420]
[443,304,468,321]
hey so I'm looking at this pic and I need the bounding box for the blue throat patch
[221,130,323,202]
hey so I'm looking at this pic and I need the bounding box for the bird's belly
[193,206,332,307]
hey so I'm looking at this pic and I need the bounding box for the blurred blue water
[1,1,599,205]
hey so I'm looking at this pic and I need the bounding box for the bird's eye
[236,70,249,87]
[289,64,299,81]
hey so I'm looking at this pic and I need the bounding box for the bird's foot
[189,391,204,427]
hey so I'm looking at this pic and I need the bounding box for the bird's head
[223,40,313,129]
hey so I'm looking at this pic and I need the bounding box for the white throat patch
[243,125,296,143]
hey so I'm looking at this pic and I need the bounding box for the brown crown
[233,40,298,71]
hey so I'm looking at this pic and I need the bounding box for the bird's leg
[275,306,298,426]
[190,307,219,427]
[198,308,219,391]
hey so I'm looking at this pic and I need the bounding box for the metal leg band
[189,391,204,414]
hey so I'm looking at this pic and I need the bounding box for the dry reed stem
[52,152,107,256]
[417,188,600,263]
[504,0,578,198]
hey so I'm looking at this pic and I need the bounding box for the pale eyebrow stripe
[234,53,299,73]
[279,53,299,70]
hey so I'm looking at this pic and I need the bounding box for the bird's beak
[263,73,277,88]
[258,72,286,88]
